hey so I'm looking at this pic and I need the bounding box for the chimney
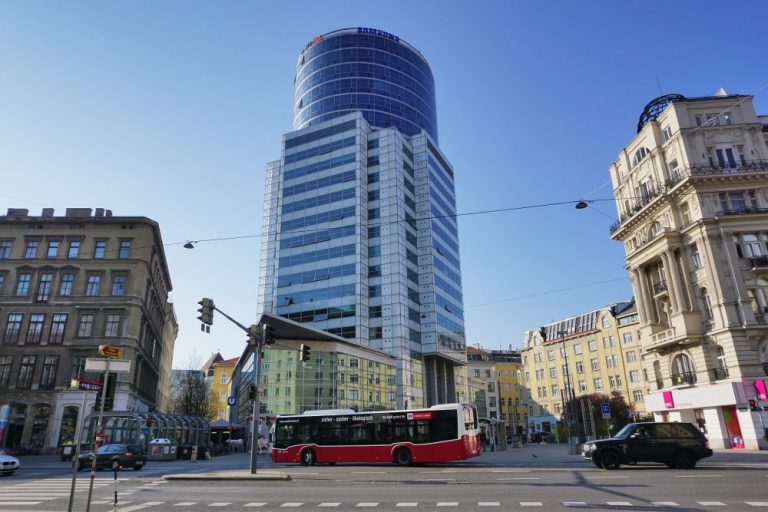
[94,208,105,217]
[65,208,93,218]
[6,208,29,217]
[41,208,55,218]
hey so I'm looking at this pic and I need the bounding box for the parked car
[0,450,20,476]
[76,443,146,471]
[582,422,713,470]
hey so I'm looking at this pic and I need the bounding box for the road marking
[651,502,680,507]
[745,503,768,507]
[496,477,540,481]
[492,469,530,473]
[0,502,44,506]
[478,502,500,506]
[209,503,232,507]
[697,502,727,506]
[520,503,543,507]
[396,503,418,507]
[676,474,723,478]
[280,504,304,508]
[119,502,166,512]
[174,503,198,506]
[352,471,386,474]
[318,504,340,508]
[419,471,456,474]
[357,503,379,507]
[607,502,633,506]
[563,503,588,507]
[437,502,459,507]
[244,503,267,507]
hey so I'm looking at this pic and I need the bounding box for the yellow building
[492,351,526,438]
[210,357,238,421]
[521,300,646,435]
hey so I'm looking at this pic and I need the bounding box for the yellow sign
[99,344,122,359]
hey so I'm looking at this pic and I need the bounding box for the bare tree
[169,352,216,419]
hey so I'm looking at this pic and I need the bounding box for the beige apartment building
[521,301,646,437]
[0,207,177,453]
[608,90,768,449]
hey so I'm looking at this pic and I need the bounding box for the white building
[608,90,768,449]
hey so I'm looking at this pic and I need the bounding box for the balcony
[670,372,697,386]
[719,206,768,217]
[711,367,729,381]
[610,159,768,235]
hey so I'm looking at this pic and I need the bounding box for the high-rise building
[0,207,176,453]
[608,90,768,449]
[258,28,466,410]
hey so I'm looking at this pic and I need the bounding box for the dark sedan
[76,443,146,471]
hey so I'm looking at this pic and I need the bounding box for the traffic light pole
[250,336,264,475]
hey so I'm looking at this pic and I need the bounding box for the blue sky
[2,1,767,366]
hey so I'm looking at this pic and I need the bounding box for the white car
[0,451,20,476]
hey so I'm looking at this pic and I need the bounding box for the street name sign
[85,358,132,373]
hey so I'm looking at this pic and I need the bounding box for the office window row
[0,238,131,260]
[0,354,60,389]
[2,310,123,345]
[0,270,128,299]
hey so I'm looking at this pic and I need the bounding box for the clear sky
[1,1,767,367]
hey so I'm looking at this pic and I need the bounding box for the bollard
[191,446,198,463]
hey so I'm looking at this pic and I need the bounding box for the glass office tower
[258,28,465,409]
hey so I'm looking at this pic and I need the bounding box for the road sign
[600,402,611,419]
[98,344,122,359]
[227,396,237,406]
[85,358,132,373]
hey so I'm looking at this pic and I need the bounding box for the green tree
[564,390,633,440]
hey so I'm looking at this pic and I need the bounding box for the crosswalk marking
[479,502,500,507]
[607,502,633,506]
[280,504,304,508]
[520,503,543,507]
[563,502,588,507]
[698,502,727,506]
[745,504,768,507]
[651,502,680,507]
[0,501,44,506]
[209,504,232,507]
[118,502,165,512]
[396,503,418,507]
[357,504,379,507]
[243,504,268,507]
[318,504,340,508]
[174,502,198,506]
[437,503,459,507]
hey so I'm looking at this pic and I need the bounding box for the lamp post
[557,330,577,454]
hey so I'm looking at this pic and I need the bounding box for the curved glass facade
[294,28,438,142]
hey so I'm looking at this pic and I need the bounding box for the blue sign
[600,402,611,419]
[227,396,236,406]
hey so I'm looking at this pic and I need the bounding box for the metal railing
[711,367,729,380]
[670,371,697,386]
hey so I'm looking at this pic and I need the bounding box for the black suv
[582,422,713,469]
[76,443,147,471]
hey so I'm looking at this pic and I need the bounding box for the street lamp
[557,330,577,453]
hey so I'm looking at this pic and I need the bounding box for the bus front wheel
[394,448,412,466]
[300,449,316,466]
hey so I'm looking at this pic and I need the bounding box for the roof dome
[637,94,686,133]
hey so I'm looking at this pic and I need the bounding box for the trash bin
[147,439,177,461]
[60,442,77,462]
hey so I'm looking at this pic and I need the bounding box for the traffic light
[146,416,154,428]
[300,344,311,362]
[263,323,276,345]
[749,399,759,411]
[197,298,215,326]
[248,384,257,401]
[247,324,260,345]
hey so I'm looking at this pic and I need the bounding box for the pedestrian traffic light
[146,416,154,428]
[263,323,276,345]
[197,298,215,326]
[248,384,257,401]
[299,344,311,362]
[749,399,759,411]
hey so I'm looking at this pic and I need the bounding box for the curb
[162,471,291,481]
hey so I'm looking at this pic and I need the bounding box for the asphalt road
[4,448,768,511]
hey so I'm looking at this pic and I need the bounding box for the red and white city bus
[271,403,481,465]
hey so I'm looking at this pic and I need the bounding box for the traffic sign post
[600,402,611,420]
